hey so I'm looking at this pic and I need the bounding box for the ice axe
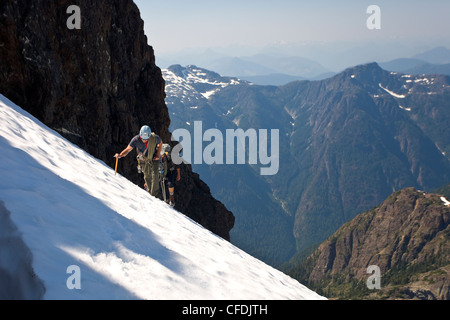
[114,156,119,175]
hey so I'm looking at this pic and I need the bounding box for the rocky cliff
[0,0,234,240]
[288,188,450,299]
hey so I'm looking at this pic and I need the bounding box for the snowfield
[0,94,325,300]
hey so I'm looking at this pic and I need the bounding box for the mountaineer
[115,125,162,197]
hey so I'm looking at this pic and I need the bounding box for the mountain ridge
[286,187,450,300]
[163,62,450,265]
[163,65,297,266]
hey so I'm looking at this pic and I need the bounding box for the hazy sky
[134,0,450,55]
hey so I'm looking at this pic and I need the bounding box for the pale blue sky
[134,0,450,55]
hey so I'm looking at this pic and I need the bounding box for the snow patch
[379,83,406,98]
[201,89,218,99]
[441,197,450,207]
[398,105,411,112]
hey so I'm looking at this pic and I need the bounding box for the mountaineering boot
[169,195,175,207]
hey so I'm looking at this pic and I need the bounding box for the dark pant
[166,170,176,189]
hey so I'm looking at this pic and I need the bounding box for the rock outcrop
[288,187,450,299]
[0,0,234,240]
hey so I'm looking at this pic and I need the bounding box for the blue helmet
[139,125,151,140]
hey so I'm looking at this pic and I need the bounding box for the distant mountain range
[163,62,450,267]
[206,54,330,84]
[159,46,450,86]
[413,46,450,64]
[379,47,450,77]
[158,52,332,85]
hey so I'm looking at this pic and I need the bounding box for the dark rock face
[0,0,167,172]
[289,188,450,300]
[0,0,234,240]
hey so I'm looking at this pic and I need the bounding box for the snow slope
[0,95,325,300]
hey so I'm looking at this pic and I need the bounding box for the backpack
[136,132,158,163]
[145,133,158,161]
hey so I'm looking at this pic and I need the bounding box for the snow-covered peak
[163,65,243,101]
[0,94,324,300]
